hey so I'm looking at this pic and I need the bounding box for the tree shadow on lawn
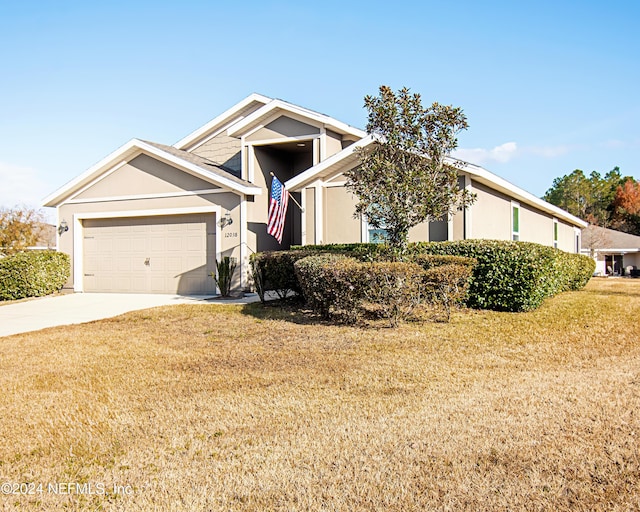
[240,296,450,328]
[583,281,640,299]
[240,297,331,327]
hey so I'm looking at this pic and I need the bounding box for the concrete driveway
[0,292,260,337]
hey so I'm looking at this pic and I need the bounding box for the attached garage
[82,214,216,294]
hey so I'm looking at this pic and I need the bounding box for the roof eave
[227,99,366,139]
[285,135,375,191]
[456,159,588,228]
[173,93,272,150]
[286,137,587,229]
[134,141,261,196]
[43,139,142,207]
[43,139,261,207]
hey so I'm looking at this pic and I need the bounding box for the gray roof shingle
[140,140,253,189]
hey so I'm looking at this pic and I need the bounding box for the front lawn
[1,279,639,510]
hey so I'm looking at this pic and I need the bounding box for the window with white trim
[366,220,389,244]
[364,206,389,244]
[553,218,559,249]
[511,202,520,241]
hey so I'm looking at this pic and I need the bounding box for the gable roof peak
[173,93,272,151]
[227,97,367,139]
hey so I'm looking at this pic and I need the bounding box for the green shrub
[294,255,364,322]
[412,240,590,312]
[295,256,431,326]
[0,250,70,301]
[410,253,477,271]
[360,261,426,327]
[291,243,395,261]
[553,250,595,291]
[261,239,593,314]
[211,256,237,297]
[424,263,474,321]
[249,256,267,304]
[249,251,309,300]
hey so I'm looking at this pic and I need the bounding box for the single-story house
[44,93,587,294]
[581,225,640,276]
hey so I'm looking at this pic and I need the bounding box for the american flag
[267,176,289,244]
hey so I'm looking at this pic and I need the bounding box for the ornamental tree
[0,206,46,257]
[345,85,475,257]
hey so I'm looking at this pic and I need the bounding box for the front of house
[581,225,640,276]
[44,94,587,294]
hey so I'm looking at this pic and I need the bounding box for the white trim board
[227,98,366,139]
[174,93,271,150]
[66,188,228,205]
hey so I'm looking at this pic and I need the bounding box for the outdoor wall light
[218,211,233,228]
[58,220,69,236]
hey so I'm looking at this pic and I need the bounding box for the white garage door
[83,214,216,294]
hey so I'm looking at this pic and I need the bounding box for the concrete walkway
[0,292,261,337]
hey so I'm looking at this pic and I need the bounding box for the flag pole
[270,172,304,212]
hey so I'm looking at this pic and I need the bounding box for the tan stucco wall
[452,209,465,240]
[74,155,219,200]
[246,116,320,142]
[520,203,554,246]
[323,186,361,243]
[325,130,343,158]
[469,181,512,240]
[556,221,577,253]
[470,180,582,252]
[326,173,346,184]
[408,222,429,242]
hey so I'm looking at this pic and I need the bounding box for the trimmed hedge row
[293,255,469,326]
[294,254,365,323]
[0,250,70,301]
[259,240,595,312]
[249,250,308,300]
[411,240,594,311]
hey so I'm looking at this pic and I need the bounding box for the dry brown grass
[1,278,639,511]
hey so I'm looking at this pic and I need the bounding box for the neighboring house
[29,223,56,250]
[44,94,587,294]
[581,225,640,276]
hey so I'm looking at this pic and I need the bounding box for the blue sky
[1,0,638,220]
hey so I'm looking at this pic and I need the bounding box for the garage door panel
[83,214,216,294]
[164,256,182,272]
[132,238,146,252]
[150,237,165,252]
[149,277,166,293]
[150,258,166,271]
[97,238,113,253]
[186,235,204,252]
[116,257,132,271]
